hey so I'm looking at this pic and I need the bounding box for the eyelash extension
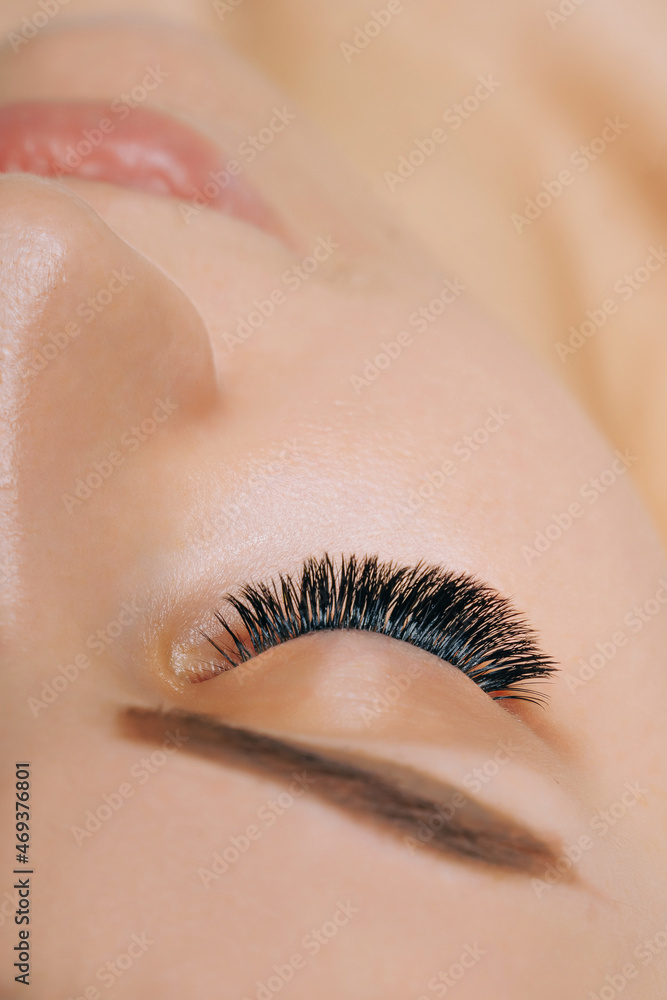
[203,553,556,703]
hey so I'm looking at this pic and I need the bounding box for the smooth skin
[0,4,666,998]
[220,0,667,543]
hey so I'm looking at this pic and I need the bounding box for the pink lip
[0,101,281,234]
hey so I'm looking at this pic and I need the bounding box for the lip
[0,100,282,235]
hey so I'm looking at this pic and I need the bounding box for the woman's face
[1,12,667,1000]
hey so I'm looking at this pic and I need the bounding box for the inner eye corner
[170,616,267,685]
[166,631,234,686]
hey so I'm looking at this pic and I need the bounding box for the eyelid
[200,553,556,704]
[122,706,569,879]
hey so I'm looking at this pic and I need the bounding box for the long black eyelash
[203,554,557,704]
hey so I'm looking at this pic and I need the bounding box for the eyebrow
[121,706,569,879]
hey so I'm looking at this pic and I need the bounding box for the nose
[0,174,219,630]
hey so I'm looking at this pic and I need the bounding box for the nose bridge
[0,210,66,336]
[0,176,75,631]
[0,175,220,575]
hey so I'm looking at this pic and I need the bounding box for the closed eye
[200,553,556,704]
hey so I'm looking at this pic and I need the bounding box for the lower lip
[0,101,281,234]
